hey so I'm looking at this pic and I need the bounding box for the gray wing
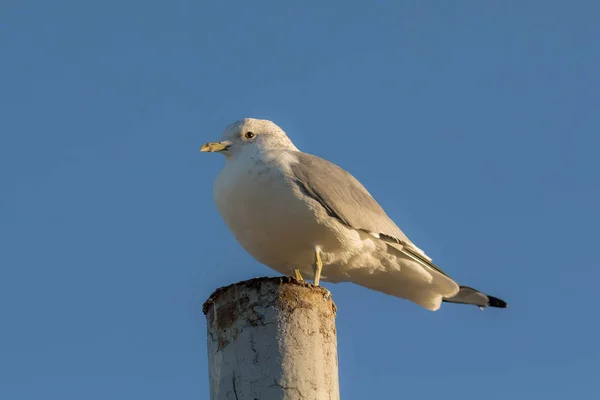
[290,151,409,243]
[289,151,451,277]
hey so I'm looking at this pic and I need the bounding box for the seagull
[201,118,507,311]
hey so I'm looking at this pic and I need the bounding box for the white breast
[213,153,346,274]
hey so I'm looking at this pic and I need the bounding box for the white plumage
[202,118,507,311]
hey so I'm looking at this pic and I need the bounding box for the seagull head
[200,118,298,159]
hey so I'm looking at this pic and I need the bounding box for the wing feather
[289,151,451,278]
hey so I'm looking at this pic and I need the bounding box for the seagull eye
[244,131,255,139]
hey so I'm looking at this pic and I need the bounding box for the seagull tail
[442,285,508,309]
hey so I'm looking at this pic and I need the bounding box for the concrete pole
[203,277,340,400]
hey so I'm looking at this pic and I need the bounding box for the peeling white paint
[204,277,340,400]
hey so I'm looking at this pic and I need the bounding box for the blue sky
[1,1,598,399]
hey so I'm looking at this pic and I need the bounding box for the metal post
[203,277,340,400]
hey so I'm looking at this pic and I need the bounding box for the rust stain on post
[202,276,336,315]
[203,276,337,322]
[203,277,340,399]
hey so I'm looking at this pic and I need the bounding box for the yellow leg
[294,269,304,281]
[313,248,323,286]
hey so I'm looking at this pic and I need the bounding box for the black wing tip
[442,286,508,309]
[487,295,508,308]
[458,285,508,309]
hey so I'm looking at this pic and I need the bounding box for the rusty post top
[202,276,334,315]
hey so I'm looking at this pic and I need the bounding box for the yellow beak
[200,141,230,153]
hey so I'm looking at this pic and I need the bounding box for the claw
[294,269,304,281]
